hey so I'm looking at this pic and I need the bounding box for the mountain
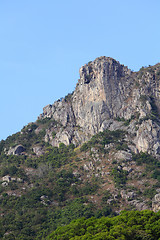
[4,56,160,156]
[1,56,160,239]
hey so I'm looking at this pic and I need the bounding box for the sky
[0,0,160,140]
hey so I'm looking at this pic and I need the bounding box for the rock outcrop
[134,119,160,154]
[152,193,160,212]
[37,56,160,156]
[8,145,25,155]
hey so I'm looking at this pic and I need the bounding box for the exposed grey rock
[72,57,133,137]
[40,195,51,206]
[36,57,160,157]
[122,166,133,173]
[33,146,45,157]
[17,178,23,183]
[129,200,149,210]
[2,182,8,187]
[2,175,11,182]
[104,143,115,149]
[152,193,160,212]
[107,199,115,204]
[2,175,23,183]
[114,151,132,161]
[42,99,75,128]
[52,129,72,146]
[73,171,80,176]
[120,190,135,200]
[134,120,160,155]
[40,195,48,200]
[8,145,25,155]
[83,161,94,171]
[91,147,98,153]
[11,177,16,181]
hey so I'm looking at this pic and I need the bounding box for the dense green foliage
[133,152,160,177]
[0,194,113,239]
[47,210,160,240]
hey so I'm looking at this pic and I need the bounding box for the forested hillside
[47,210,160,240]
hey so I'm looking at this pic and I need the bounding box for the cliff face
[38,56,160,156]
[72,57,132,133]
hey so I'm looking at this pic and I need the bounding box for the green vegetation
[1,120,160,239]
[140,95,148,104]
[2,118,60,154]
[80,129,127,152]
[0,186,112,239]
[137,96,159,124]
[138,65,155,79]
[47,210,160,240]
[0,141,105,239]
[132,152,158,167]
[115,116,125,122]
[3,123,41,152]
[150,97,159,118]
[64,91,74,102]
[152,169,160,181]
[0,141,76,170]
[132,152,160,173]
[36,143,76,169]
[52,131,56,139]
[132,152,160,192]
[115,115,136,126]
[111,168,128,187]
[0,165,26,179]
[156,69,160,76]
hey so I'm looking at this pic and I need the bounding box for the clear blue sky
[0,0,160,140]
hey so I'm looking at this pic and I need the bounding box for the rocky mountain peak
[72,57,133,132]
[4,57,160,157]
[78,56,131,86]
[35,56,160,157]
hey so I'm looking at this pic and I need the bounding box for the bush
[111,168,128,187]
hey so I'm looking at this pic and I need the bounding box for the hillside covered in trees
[47,210,160,240]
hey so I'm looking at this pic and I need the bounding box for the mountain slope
[1,56,160,239]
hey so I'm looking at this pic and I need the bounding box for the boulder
[8,145,25,155]
[114,151,132,161]
[33,146,44,157]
